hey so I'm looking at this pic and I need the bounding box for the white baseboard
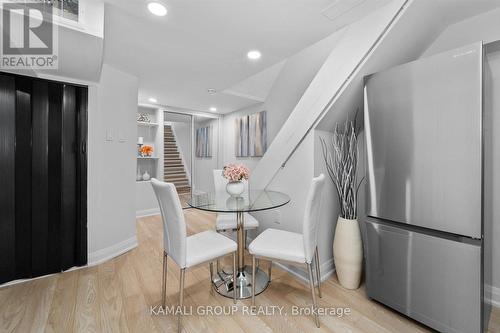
[486,285,500,308]
[136,208,160,218]
[88,236,138,266]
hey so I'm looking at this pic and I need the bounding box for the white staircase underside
[251,0,411,189]
[222,60,286,102]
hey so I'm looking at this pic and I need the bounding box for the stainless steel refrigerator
[363,42,493,333]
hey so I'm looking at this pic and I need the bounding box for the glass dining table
[188,189,290,300]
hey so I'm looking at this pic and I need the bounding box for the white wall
[313,131,341,277]
[193,117,220,193]
[423,8,500,57]
[221,29,346,170]
[88,64,138,263]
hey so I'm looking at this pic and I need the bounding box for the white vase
[226,181,244,197]
[142,171,151,181]
[333,217,363,290]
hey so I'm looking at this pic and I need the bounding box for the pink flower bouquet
[222,164,250,183]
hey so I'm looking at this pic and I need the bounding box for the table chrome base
[212,265,269,299]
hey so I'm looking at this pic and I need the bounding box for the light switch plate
[106,129,114,141]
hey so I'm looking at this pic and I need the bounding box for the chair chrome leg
[251,256,256,307]
[162,252,168,308]
[307,263,320,328]
[232,252,237,304]
[216,230,222,273]
[268,261,272,282]
[244,230,248,249]
[178,268,186,333]
[315,247,322,298]
[209,262,214,294]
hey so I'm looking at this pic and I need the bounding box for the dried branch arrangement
[320,120,360,220]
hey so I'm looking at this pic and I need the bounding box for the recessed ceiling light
[148,97,158,103]
[147,2,167,16]
[247,50,262,60]
[209,107,217,112]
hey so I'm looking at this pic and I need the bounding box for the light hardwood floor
[1,210,499,333]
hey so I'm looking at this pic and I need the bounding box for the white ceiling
[102,0,500,115]
[102,0,400,114]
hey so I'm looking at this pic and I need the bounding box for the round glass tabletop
[187,190,290,213]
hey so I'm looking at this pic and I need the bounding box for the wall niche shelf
[137,156,159,159]
[137,121,158,127]
[136,106,163,183]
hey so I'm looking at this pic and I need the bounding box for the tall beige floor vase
[333,217,363,290]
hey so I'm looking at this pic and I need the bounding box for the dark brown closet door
[15,77,33,277]
[61,85,77,270]
[31,80,51,276]
[0,72,87,284]
[0,74,16,283]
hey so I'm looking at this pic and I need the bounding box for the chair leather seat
[215,213,259,231]
[186,230,237,268]
[249,228,306,264]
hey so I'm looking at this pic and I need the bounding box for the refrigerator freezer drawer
[365,218,481,333]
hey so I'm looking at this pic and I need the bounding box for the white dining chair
[248,174,326,328]
[151,178,238,333]
[213,169,259,251]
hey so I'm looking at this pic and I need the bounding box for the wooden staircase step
[165,166,184,170]
[176,187,191,194]
[165,173,186,178]
[165,165,183,169]
[165,170,184,174]
[163,125,190,191]
[165,177,188,183]
[172,181,189,187]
